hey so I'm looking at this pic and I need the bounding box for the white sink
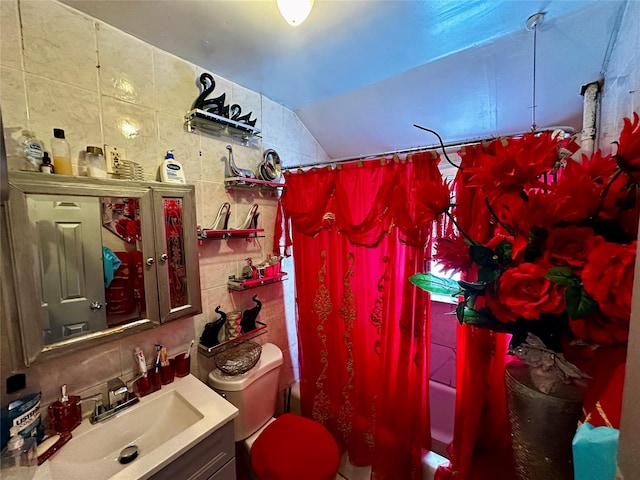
[39,375,238,480]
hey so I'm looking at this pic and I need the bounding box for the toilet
[208,343,340,480]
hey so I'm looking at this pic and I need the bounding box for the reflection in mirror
[100,197,146,328]
[25,194,148,346]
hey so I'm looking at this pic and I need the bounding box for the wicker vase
[505,359,585,480]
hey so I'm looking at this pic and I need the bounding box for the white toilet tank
[208,342,283,441]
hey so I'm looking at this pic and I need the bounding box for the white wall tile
[0,0,23,70]
[1,66,30,170]
[101,95,158,178]
[26,73,102,173]
[20,0,98,92]
[97,23,156,108]
[154,50,198,117]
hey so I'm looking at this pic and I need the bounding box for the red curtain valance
[275,152,444,253]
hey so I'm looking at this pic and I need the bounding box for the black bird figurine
[200,306,227,347]
[241,295,262,333]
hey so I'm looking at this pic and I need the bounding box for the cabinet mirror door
[152,186,201,322]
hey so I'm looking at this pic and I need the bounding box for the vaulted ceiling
[62,0,628,160]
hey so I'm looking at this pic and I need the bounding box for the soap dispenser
[47,385,81,434]
[0,426,37,478]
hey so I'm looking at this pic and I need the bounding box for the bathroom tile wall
[0,0,328,407]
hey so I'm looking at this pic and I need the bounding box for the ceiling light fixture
[276,0,314,27]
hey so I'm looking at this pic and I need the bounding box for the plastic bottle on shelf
[17,130,44,172]
[51,128,73,175]
[159,150,186,184]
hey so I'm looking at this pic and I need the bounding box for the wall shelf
[198,321,267,358]
[227,272,287,291]
[224,177,284,191]
[198,228,265,240]
[185,109,261,140]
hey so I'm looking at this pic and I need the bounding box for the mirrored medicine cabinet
[5,172,202,366]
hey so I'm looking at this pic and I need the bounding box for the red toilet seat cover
[251,413,340,480]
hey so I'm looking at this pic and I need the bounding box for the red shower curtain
[276,154,443,479]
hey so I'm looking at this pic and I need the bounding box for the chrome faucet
[107,377,129,408]
[83,377,140,424]
[79,392,104,422]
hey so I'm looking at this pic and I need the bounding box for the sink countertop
[34,374,238,480]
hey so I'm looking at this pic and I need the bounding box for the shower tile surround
[0,0,328,411]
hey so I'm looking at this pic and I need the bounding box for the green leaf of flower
[457,279,487,292]
[545,267,578,286]
[460,308,512,333]
[470,245,498,268]
[494,239,513,265]
[455,301,465,325]
[477,266,500,283]
[409,272,461,296]
[565,284,598,319]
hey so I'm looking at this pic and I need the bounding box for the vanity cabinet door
[150,185,201,323]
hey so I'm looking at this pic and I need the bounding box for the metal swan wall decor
[190,73,257,126]
[257,149,282,182]
[225,145,256,179]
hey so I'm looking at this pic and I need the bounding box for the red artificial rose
[485,262,565,322]
[582,240,637,324]
[543,227,602,273]
[614,112,640,183]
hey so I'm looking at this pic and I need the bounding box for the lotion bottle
[159,150,186,184]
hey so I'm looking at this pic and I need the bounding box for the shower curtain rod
[282,124,575,171]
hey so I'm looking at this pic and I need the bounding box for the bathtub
[423,380,456,480]
[289,380,455,480]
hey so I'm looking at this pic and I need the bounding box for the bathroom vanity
[33,375,238,480]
